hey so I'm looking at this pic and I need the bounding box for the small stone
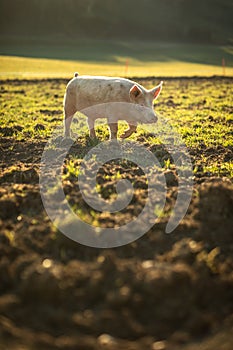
[142,260,154,269]
[152,340,167,350]
[98,334,116,345]
[42,259,53,269]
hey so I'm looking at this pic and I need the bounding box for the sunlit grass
[0,78,232,179]
[1,55,232,78]
[1,39,232,77]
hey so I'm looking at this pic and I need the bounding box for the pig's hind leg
[87,118,97,138]
[64,96,77,138]
[120,123,137,139]
[64,114,74,138]
[108,122,118,140]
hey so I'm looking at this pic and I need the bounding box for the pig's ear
[130,85,142,100]
[151,81,163,100]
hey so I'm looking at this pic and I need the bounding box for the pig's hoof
[87,136,99,146]
[61,136,74,147]
[120,132,130,139]
[54,135,64,144]
[64,136,73,141]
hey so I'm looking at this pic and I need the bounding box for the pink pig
[64,73,163,139]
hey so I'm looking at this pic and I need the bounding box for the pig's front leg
[120,123,137,139]
[87,117,96,138]
[108,122,118,140]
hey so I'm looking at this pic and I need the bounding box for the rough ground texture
[0,77,233,350]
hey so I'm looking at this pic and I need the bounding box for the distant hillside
[0,0,232,44]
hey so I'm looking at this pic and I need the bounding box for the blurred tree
[0,0,232,43]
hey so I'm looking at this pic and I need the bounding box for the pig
[64,73,163,140]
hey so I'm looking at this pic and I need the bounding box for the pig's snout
[139,105,158,124]
[146,110,158,124]
[152,113,158,123]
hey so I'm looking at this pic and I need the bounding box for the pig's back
[67,76,141,108]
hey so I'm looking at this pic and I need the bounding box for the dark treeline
[0,0,232,43]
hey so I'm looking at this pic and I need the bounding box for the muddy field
[0,77,233,349]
